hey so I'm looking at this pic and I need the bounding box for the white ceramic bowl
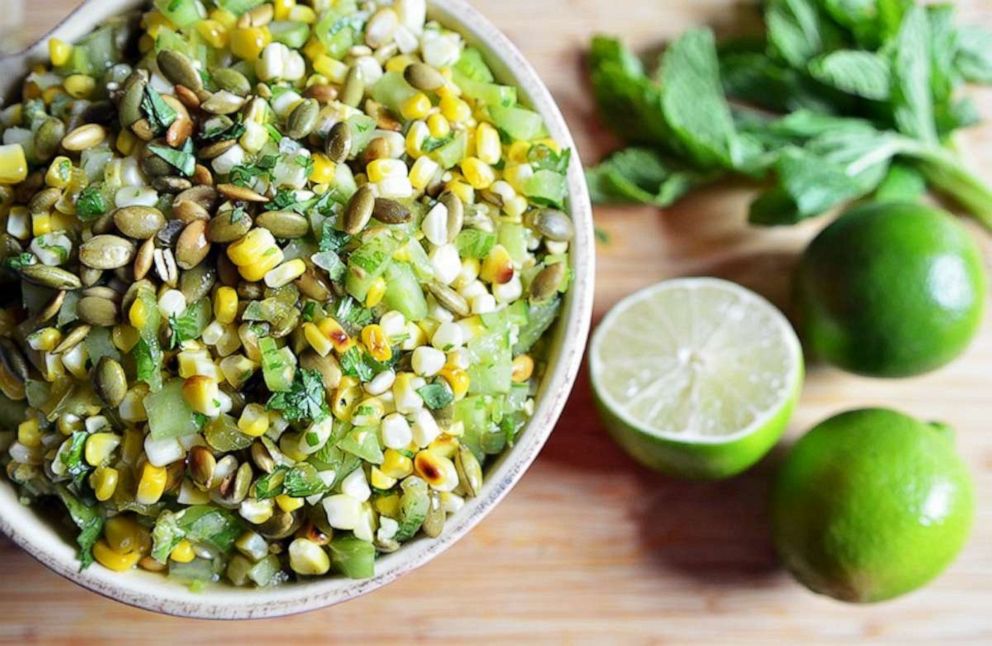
[0,0,594,619]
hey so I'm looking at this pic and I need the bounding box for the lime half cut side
[590,278,804,479]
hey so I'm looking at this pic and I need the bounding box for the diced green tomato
[480,299,528,331]
[514,297,561,354]
[78,26,118,74]
[214,0,266,16]
[204,414,253,452]
[402,239,434,281]
[66,46,93,76]
[346,114,378,158]
[433,131,468,169]
[453,47,495,83]
[345,235,397,301]
[383,263,428,321]
[259,337,296,392]
[370,72,418,114]
[168,558,218,584]
[180,505,244,552]
[154,0,203,29]
[327,162,358,203]
[145,378,200,440]
[248,554,282,586]
[455,76,517,107]
[454,229,496,258]
[393,477,429,541]
[467,331,512,395]
[329,535,375,579]
[268,21,310,48]
[314,9,359,59]
[523,170,568,208]
[498,222,528,263]
[336,426,384,464]
[488,104,548,141]
[83,326,121,365]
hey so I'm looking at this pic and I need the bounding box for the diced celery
[154,0,204,29]
[146,378,199,440]
[454,229,496,258]
[383,263,428,321]
[248,554,282,586]
[453,396,496,463]
[514,297,561,354]
[259,337,296,392]
[77,26,118,75]
[480,299,528,331]
[467,333,512,396]
[314,7,361,59]
[523,170,568,209]
[345,235,397,301]
[453,48,495,83]
[488,104,548,141]
[329,535,375,579]
[370,72,418,114]
[269,21,311,49]
[432,131,468,170]
[336,426,384,464]
[214,0,266,16]
[498,222,528,263]
[402,239,434,281]
[455,76,517,107]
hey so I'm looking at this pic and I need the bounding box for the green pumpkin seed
[256,211,310,239]
[250,441,275,474]
[422,491,445,538]
[61,124,107,152]
[404,62,445,92]
[141,154,174,178]
[198,138,237,160]
[79,235,135,270]
[341,67,365,108]
[173,199,210,223]
[79,267,103,287]
[372,198,411,224]
[530,262,566,301]
[440,193,464,243]
[175,220,210,269]
[35,118,66,161]
[94,357,127,407]
[28,187,61,215]
[151,176,192,194]
[175,185,218,210]
[455,444,483,498]
[343,186,375,235]
[118,71,148,128]
[36,290,66,323]
[52,324,91,354]
[217,183,268,203]
[201,90,247,115]
[157,50,203,93]
[286,99,319,140]
[180,262,217,303]
[532,208,575,242]
[20,265,82,290]
[258,510,301,539]
[325,121,352,164]
[428,282,470,318]
[113,206,166,240]
[188,445,217,488]
[77,296,119,326]
[207,208,253,243]
[212,68,251,97]
[0,338,29,383]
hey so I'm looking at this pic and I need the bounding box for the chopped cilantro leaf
[417,382,455,410]
[266,368,330,423]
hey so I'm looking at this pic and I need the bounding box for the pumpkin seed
[250,441,275,474]
[28,188,61,215]
[79,235,135,270]
[166,117,193,148]
[304,84,337,103]
[201,90,246,115]
[173,84,201,110]
[532,208,575,242]
[295,267,332,301]
[256,211,310,239]
[52,324,91,354]
[199,138,237,160]
[428,282,470,318]
[440,193,464,243]
[212,68,251,97]
[286,99,319,140]
[343,185,375,234]
[35,117,66,161]
[61,124,107,152]
[341,67,365,108]
[141,154,174,178]
[0,338,29,383]
[404,62,445,92]
[362,137,389,165]
[372,198,411,224]
[82,286,119,301]
[172,199,210,223]
[175,220,210,269]
[151,176,192,194]
[325,121,352,164]
[113,206,166,239]
[258,510,301,539]
[217,183,269,203]
[77,296,119,326]
[530,262,566,301]
[180,262,217,303]
[455,444,482,498]
[94,357,127,407]
[156,220,185,248]
[175,185,218,211]
[207,208,253,243]
[188,445,217,488]
[80,267,103,287]
[422,491,445,538]
[118,71,148,128]
[157,50,203,93]
[20,265,82,290]
[130,118,157,142]
[36,290,66,323]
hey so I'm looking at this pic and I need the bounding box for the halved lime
[589,278,804,479]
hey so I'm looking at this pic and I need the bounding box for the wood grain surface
[3,1,992,643]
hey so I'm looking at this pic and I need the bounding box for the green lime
[772,408,974,603]
[797,202,986,378]
[589,278,804,479]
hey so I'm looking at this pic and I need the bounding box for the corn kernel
[370,466,397,490]
[365,276,387,308]
[366,159,407,183]
[400,93,432,121]
[0,144,28,185]
[446,178,474,205]
[288,5,316,22]
[276,494,304,513]
[213,286,238,324]
[238,403,270,437]
[183,375,220,415]
[113,324,141,352]
[385,54,417,73]
[63,74,96,99]
[170,539,196,563]
[352,397,385,427]
[475,123,502,165]
[273,0,296,20]
[381,449,414,479]
[460,157,496,190]
[309,153,336,184]
[481,244,514,284]
[17,418,40,448]
[85,432,121,466]
[318,317,354,354]
[512,354,535,383]
[313,54,348,83]
[264,258,307,288]
[440,95,471,123]
[31,212,52,237]
[230,26,271,61]
[93,540,142,572]
[303,38,328,62]
[428,434,459,459]
[361,324,392,362]
[508,140,531,163]
[105,515,150,554]
[439,366,470,399]
[228,228,279,266]
[331,376,360,421]
[427,113,451,138]
[375,493,401,517]
[196,19,229,49]
[49,38,73,67]
[90,466,119,502]
[210,7,238,28]
[45,157,73,188]
[414,449,459,491]
[408,155,440,191]
[136,463,168,504]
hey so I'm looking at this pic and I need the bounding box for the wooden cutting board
[3,1,991,642]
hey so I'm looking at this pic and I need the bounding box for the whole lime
[797,202,986,377]
[771,408,974,603]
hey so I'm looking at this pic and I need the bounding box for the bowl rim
[0,0,595,619]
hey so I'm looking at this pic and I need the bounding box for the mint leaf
[890,6,938,144]
[147,139,196,177]
[955,26,992,83]
[808,50,892,101]
[141,85,177,133]
[587,147,717,207]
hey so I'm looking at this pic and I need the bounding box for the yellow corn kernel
[89,466,119,502]
[481,244,514,284]
[45,156,73,188]
[428,435,459,459]
[0,144,28,185]
[508,140,531,163]
[303,38,327,61]
[210,7,238,28]
[141,9,173,32]
[113,324,141,352]
[460,157,496,190]
[239,250,282,283]
[93,540,142,572]
[511,354,535,383]
[427,113,451,138]
[381,449,414,479]
[385,54,417,73]
[309,153,335,184]
[505,195,529,219]
[370,466,397,490]
[301,322,332,357]
[28,327,62,352]
[366,159,407,183]
[183,375,220,415]
[85,432,121,466]
[408,155,440,192]
[120,427,145,464]
[213,286,238,324]
[365,277,387,308]
[312,54,348,83]
[136,463,168,504]
[128,298,149,329]
[534,137,561,153]
[228,228,279,266]
[264,258,307,288]
[105,515,150,555]
[170,539,196,564]
[288,5,316,22]
[361,324,392,362]
[475,123,502,165]
[439,367,470,400]
[414,449,459,490]
[400,93,432,121]
[230,26,271,61]
[196,19,229,49]
[318,317,354,354]
[276,494,304,513]
[238,402,270,437]
[17,418,41,448]
[440,95,472,123]
[42,86,65,105]
[48,38,73,68]
[331,376,360,421]
[273,0,296,20]
[63,74,96,99]
[445,178,474,205]
[374,493,401,517]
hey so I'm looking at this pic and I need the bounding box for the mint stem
[909,146,992,229]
